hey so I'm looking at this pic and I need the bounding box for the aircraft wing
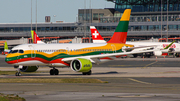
[125,41,176,52]
[122,45,157,51]
[61,50,154,63]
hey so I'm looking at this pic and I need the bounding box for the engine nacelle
[70,58,92,72]
[20,66,39,72]
[153,51,162,56]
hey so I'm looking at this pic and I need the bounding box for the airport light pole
[31,0,32,31]
[36,0,37,33]
[89,0,91,43]
[167,0,168,42]
[53,15,56,22]
[161,0,162,42]
[84,0,86,41]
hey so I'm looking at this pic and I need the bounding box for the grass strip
[0,78,108,83]
[0,71,45,75]
[0,71,17,75]
[0,93,25,101]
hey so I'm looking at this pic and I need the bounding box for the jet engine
[70,58,92,72]
[153,51,162,56]
[20,66,39,72]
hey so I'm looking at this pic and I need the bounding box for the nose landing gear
[14,65,22,76]
[15,72,21,76]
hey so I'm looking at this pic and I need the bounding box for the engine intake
[70,58,92,72]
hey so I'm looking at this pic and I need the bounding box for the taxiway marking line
[128,78,152,84]
[142,61,158,68]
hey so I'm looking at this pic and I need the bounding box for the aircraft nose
[5,56,8,62]
[5,55,11,64]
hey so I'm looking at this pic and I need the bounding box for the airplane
[90,26,180,58]
[1,42,10,55]
[31,30,45,44]
[5,9,155,76]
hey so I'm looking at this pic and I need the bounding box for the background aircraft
[1,42,10,55]
[90,26,180,58]
[31,30,45,44]
[90,26,106,43]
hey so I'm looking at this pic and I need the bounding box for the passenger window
[19,50,24,53]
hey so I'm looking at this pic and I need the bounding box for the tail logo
[93,31,99,38]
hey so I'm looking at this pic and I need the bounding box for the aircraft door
[29,45,36,58]
[111,44,116,53]
[66,47,70,55]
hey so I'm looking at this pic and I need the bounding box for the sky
[0,0,114,23]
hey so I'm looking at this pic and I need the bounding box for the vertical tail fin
[3,41,9,55]
[31,30,45,44]
[31,30,34,43]
[4,41,8,50]
[107,9,131,44]
[90,26,106,43]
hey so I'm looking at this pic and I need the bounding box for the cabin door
[29,45,36,58]
[111,44,116,53]
[66,47,70,55]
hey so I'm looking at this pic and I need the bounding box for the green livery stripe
[115,21,129,32]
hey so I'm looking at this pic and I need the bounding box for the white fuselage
[126,42,180,53]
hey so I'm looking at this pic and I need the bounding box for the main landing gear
[82,70,92,75]
[50,67,59,75]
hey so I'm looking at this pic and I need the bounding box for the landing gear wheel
[87,70,92,75]
[82,70,92,75]
[15,72,18,76]
[82,72,86,75]
[50,68,59,75]
[54,69,59,75]
[15,72,21,76]
[50,69,54,75]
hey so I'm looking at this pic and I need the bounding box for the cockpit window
[8,50,12,54]
[11,50,18,53]
[9,49,24,54]
[19,50,24,53]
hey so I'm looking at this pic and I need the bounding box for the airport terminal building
[0,0,180,42]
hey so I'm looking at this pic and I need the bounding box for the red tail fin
[33,31,45,44]
[90,26,106,43]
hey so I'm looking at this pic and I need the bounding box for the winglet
[90,26,106,43]
[164,40,176,49]
[107,9,131,44]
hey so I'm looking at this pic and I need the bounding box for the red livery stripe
[49,59,70,66]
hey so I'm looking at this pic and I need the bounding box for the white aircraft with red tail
[90,26,180,57]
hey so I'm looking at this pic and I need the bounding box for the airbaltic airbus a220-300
[5,9,153,76]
